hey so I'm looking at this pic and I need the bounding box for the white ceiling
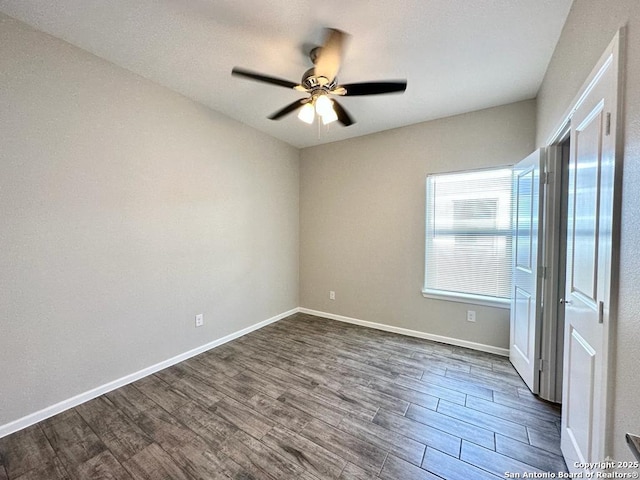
[0,0,573,148]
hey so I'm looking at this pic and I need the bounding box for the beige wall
[0,14,299,427]
[300,100,536,350]
[536,0,640,462]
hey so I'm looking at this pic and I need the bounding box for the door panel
[512,288,532,359]
[565,327,596,463]
[571,109,602,303]
[509,150,544,393]
[561,37,619,471]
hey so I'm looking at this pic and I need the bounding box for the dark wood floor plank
[527,426,562,455]
[178,361,262,404]
[134,406,200,455]
[337,415,426,466]
[372,410,461,457]
[491,358,520,375]
[0,425,57,479]
[387,355,447,377]
[395,375,467,405]
[122,443,192,480]
[339,358,398,382]
[338,383,409,416]
[105,384,158,422]
[365,356,424,379]
[169,442,245,480]
[229,370,288,399]
[412,352,471,373]
[445,368,521,394]
[73,450,133,480]
[171,401,238,449]
[422,446,501,480]
[277,388,345,427]
[368,379,439,411]
[338,461,377,480]
[194,351,243,378]
[245,393,313,432]
[153,365,225,408]
[137,407,245,480]
[133,375,190,414]
[220,430,308,480]
[436,399,529,443]
[300,419,387,474]
[421,371,494,400]
[10,458,70,480]
[465,396,559,433]
[209,396,275,440]
[261,425,347,479]
[405,403,495,449]
[492,390,561,420]
[241,366,315,397]
[460,440,545,477]
[306,386,377,421]
[379,455,440,480]
[264,365,321,392]
[41,410,107,474]
[495,435,567,473]
[76,397,152,463]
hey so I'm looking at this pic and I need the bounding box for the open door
[561,33,620,471]
[509,149,545,393]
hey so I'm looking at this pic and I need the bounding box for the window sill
[421,289,511,309]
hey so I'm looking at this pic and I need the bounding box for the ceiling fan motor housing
[301,67,336,90]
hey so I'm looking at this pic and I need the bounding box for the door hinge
[598,300,605,324]
[538,265,547,279]
[543,171,551,185]
[538,358,544,372]
[605,112,611,136]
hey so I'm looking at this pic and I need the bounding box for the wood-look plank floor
[0,313,567,479]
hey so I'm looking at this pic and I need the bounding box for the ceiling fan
[231,28,407,127]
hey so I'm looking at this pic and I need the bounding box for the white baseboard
[298,307,510,357]
[0,307,297,439]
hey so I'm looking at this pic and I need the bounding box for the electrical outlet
[467,310,476,322]
[329,291,336,300]
[195,313,204,327]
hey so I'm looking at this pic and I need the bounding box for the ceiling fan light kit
[231,28,407,128]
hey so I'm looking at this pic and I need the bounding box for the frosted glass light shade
[298,103,315,124]
[315,94,333,116]
[321,108,338,125]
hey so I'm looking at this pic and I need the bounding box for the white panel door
[509,149,544,393]
[561,37,619,471]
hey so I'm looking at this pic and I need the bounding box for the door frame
[538,136,569,403]
[544,29,624,462]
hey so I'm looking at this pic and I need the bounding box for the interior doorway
[538,137,570,404]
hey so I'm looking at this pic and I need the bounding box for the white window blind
[424,167,513,306]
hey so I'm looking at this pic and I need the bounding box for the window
[423,166,513,308]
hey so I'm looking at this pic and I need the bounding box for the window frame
[422,165,513,310]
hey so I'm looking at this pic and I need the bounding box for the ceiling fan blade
[341,81,407,96]
[331,99,354,126]
[268,99,307,120]
[232,67,299,89]
[314,28,349,84]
